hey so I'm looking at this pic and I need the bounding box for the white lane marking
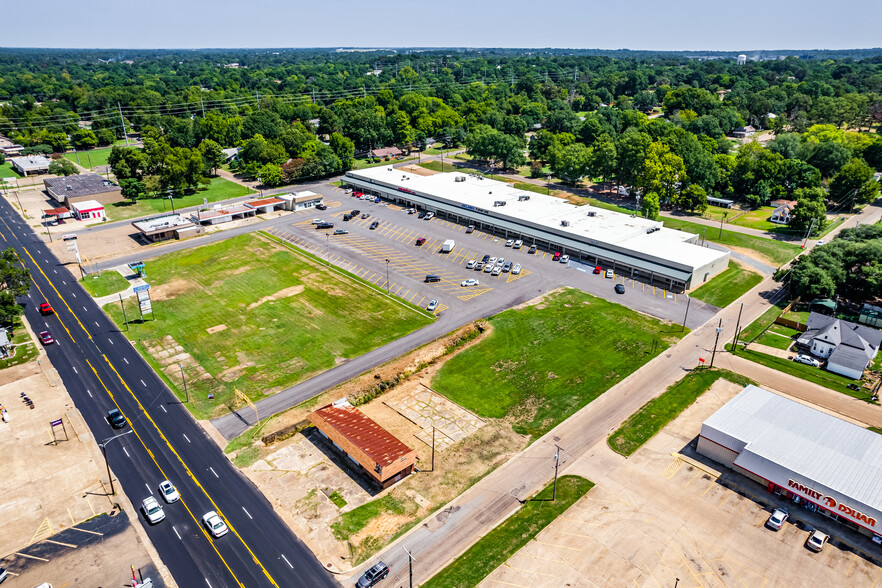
[62,280,66,285]
[205,580,212,588]
[209,467,219,478]
[123,357,129,364]
[95,321,100,326]
[87,389,92,398]
[72,293,76,298]
[84,307,88,312]
[53,270,57,274]
[140,379,146,386]
[242,507,252,519]
[108,339,113,345]
[173,526,181,540]
[281,554,293,569]
[72,366,78,374]
[183,434,191,443]
[160,405,167,413]
[123,447,130,458]
[146,483,152,494]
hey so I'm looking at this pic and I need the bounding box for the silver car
[142,496,166,524]
[466,259,476,269]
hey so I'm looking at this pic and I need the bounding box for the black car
[315,203,327,210]
[316,222,334,229]
[481,254,490,263]
[107,408,126,429]
[351,210,361,216]
[356,562,389,588]
[417,211,427,219]
[342,214,353,221]
[370,221,379,229]
[615,284,626,294]
[425,275,441,283]
[528,245,538,254]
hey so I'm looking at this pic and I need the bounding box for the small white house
[769,201,795,224]
[70,200,106,221]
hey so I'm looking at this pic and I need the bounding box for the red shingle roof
[313,405,414,467]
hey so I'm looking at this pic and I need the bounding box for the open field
[103,232,433,418]
[101,176,255,222]
[661,216,801,266]
[432,288,685,440]
[608,367,755,456]
[63,146,116,169]
[0,162,17,178]
[423,476,594,588]
[80,271,129,297]
[688,260,762,308]
[728,206,782,232]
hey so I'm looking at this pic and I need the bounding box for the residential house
[769,200,796,224]
[796,312,882,379]
[732,125,756,138]
[369,146,403,159]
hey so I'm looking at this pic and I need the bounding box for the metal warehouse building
[344,167,729,290]
[698,385,882,539]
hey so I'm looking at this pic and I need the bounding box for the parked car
[425,275,441,283]
[605,269,614,278]
[466,225,475,234]
[513,240,523,249]
[158,480,180,503]
[512,263,522,275]
[593,266,602,274]
[370,221,379,230]
[615,284,626,294]
[426,299,439,312]
[552,252,562,261]
[141,496,166,524]
[424,212,434,220]
[406,208,417,214]
[806,529,829,552]
[315,203,327,210]
[466,259,477,269]
[342,214,352,221]
[560,255,569,264]
[481,254,491,263]
[491,266,501,276]
[39,302,54,315]
[487,256,497,267]
[483,264,493,273]
[794,354,820,367]
[107,408,126,429]
[361,213,370,219]
[502,261,513,272]
[316,222,334,229]
[356,562,389,588]
[505,239,514,247]
[39,330,54,345]
[0,566,7,584]
[333,229,349,235]
[202,511,229,538]
[766,508,789,531]
[474,262,485,271]
[415,237,427,246]
[461,279,479,287]
[418,211,427,219]
[496,257,505,267]
[528,245,537,254]
[311,219,323,225]
[351,210,361,216]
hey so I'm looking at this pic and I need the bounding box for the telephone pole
[552,445,562,500]
[402,546,415,588]
[117,102,129,146]
[731,302,745,348]
[710,319,723,368]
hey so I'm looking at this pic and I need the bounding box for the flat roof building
[309,400,417,489]
[345,167,729,290]
[44,174,124,207]
[10,155,51,176]
[132,213,199,242]
[277,190,324,211]
[698,385,882,538]
[70,200,105,221]
[191,203,255,225]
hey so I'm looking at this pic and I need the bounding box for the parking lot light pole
[99,430,133,496]
[681,295,691,332]
[385,259,390,293]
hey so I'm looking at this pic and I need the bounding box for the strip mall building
[698,385,882,539]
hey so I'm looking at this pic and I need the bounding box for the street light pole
[552,445,561,501]
[100,430,133,495]
[710,318,723,368]
[681,295,691,331]
[179,363,190,403]
[402,546,415,588]
[385,259,390,294]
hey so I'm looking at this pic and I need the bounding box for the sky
[5,0,882,51]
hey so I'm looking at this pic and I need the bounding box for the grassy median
[423,475,594,588]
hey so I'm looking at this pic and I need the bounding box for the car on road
[39,302,54,315]
[39,331,54,345]
[415,237,426,246]
[552,252,562,261]
[424,212,434,220]
[560,255,569,264]
[141,496,166,524]
[593,266,602,274]
[605,269,614,278]
[107,408,126,429]
[502,261,513,272]
[316,222,334,229]
[513,240,523,249]
[528,245,537,254]
[461,279,479,287]
[426,299,438,312]
[356,561,389,588]
[466,259,476,269]
[483,264,493,273]
[794,354,820,367]
[512,263,522,275]
[370,221,379,230]
[816,240,825,246]
[203,511,229,538]
[361,213,370,219]
[466,225,475,234]
[491,266,501,276]
[505,239,514,247]
[333,229,349,235]
[615,284,626,294]
[474,262,485,271]
[158,480,180,503]
[766,508,789,531]
[806,529,829,552]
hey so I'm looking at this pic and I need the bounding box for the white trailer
[441,239,455,253]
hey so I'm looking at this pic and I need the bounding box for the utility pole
[552,445,562,501]
[200,97,205,117]
[731,302,745,348]
[710,319,723,368]
[681,295,691,331]
[117,102,129,146]
[119,293,128,330]
[179,363,190,403]
[402,547,415,588]
[720,212,727,239]
[100,430,133,496]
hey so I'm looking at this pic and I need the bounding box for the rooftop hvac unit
[518,195,530,201]
[587,211,596,217]
[561,220,570,227]
[454,175,466,182]
[494,200,507,207]
[478,176,484,180]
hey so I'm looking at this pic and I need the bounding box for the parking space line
[505,565,558,578]
[534,540,581,551]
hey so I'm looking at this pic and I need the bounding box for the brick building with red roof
[308,401,418,488]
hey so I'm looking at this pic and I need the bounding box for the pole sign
[133,284,151,293]
[50,418,63,427]
[62,234,77,241]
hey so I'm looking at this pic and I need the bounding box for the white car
[461,279,480,287]
[806,529,829,552]
[560,255,570,264]
[491,266,501,276]
[794,354,820,367]
[512,263,522,275]
[141,496,166,524]
[424,212,434,220]
[427,299,439,312]
[766,508,789,531]
[487,256,497,267]
[816,240,825,246]
[496,257,505,267]
[466,259,477,269]
[505,239,514,247]
[513,240,523,249]
[203,511,229,538]
[605,269,614,278]
[158,480,180,503]
[311,219,323,224]
[483,264,494,273]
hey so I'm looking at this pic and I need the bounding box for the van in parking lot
[513,240,523,249]
[425,275,441,283]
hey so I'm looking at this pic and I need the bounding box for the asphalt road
[0,196,336,588]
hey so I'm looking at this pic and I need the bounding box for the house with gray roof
[796,312,882,379]
[10,155,51,176]
[44,174,123,207]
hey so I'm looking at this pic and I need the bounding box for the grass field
[102,177,255,223]
[730,346,872,401]
[688,261,762,308]
[432,289,685,440]
[0,162,18,179]
[660,216,801,266]
[738,299,790,344]
[423,476,594,588]
[608,368,755,456]
[63,146,117,169]
[80,271,130,297]
[103,233,433,419]
[0,316,38,369]
[727,207,781,232]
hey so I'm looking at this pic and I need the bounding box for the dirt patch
[150,278,193,302]
[399,164,438,177]
[725,244,776,268]
[207,324,228,334]
[247,284,306,310]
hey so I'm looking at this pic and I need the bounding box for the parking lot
[262,190,720,329]
[479,379,882,587]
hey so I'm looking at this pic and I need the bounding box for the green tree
[108,146,147,180]
[829,158,879,205]
[329,132,355,170]
[258,163,283,187]
[119,178,146,202]
[548,143,592,185]
[70,129,98,149]
[0,248,29,298]
[198,139,225,175]
[0,290,22,329]
[586,134,617,191]
[641,191,660,219]
[788,187,827,236]
[48,159,79,176]
[676,184,708,213]
[638,142,685,205]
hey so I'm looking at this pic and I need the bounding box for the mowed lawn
[0,162,18,178]
[102,177,255,222]
[63,146,117,169]
[432,288,685,440]
[104,233,432,418]
[661,216,801,266]
[688,260,762,308]
[80,271,130,297]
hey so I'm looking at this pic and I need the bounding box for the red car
[593,266,602,274]
[415,237,427,246]
[552,252,562,261]
[39,302,54,315]
[39,331,54,345]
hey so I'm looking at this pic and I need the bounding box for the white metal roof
[702,385,882,514]
[71,199,103,212]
